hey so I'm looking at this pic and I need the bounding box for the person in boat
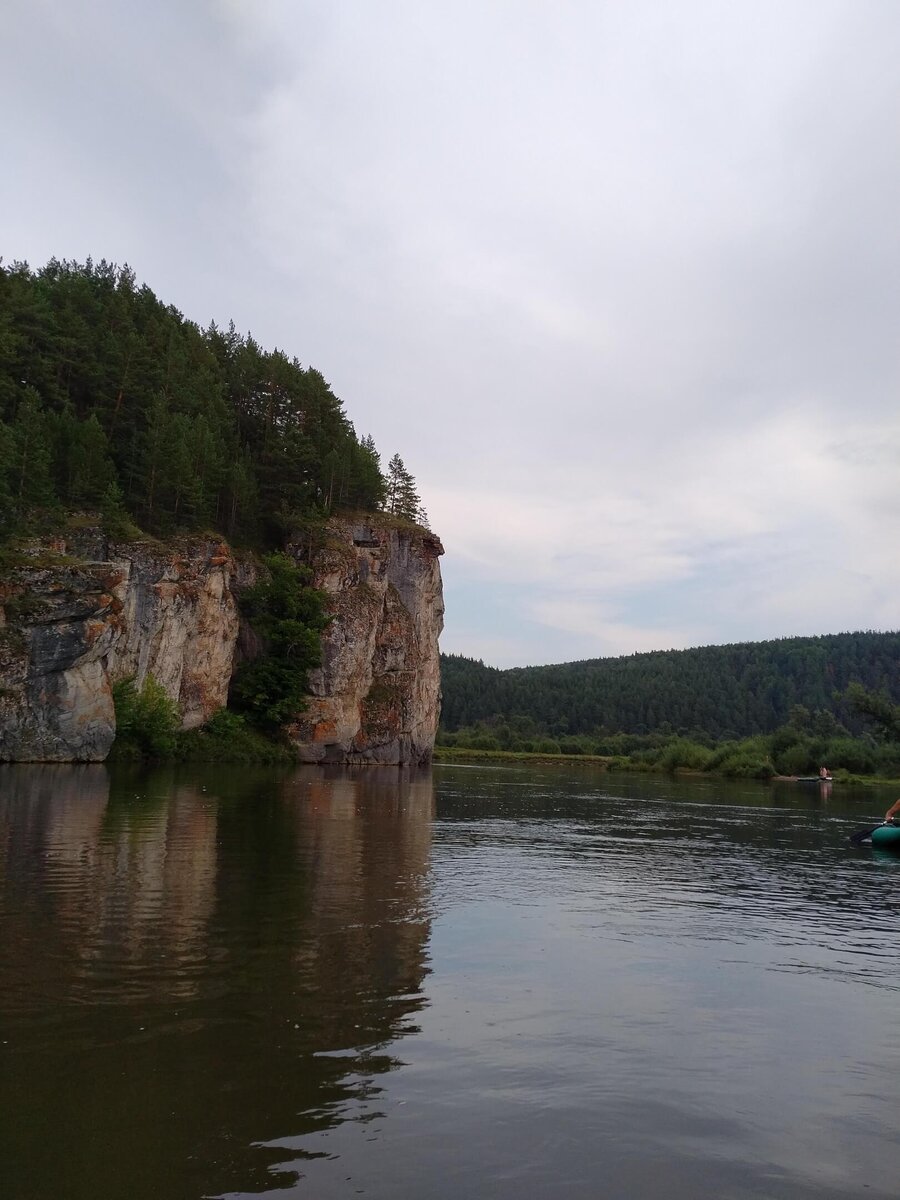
[818,766,832,781]
[883,798,900,824]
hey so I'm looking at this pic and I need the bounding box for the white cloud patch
[432,405,900,661]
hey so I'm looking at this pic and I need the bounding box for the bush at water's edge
[432,742,900,786]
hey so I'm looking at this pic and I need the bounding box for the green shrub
[718,750,774,779]
[773,740,818,776]
[875,746,900,778]
[822,736,876,775]
[659,738,714,772]
[629,747,663,767]
[231,553,329,730]
[769,725,802,755]
[702,740,738,771]
[534,737,561,754]
[112,675,179,758]
[176,708,294,763]
[469,733,500,750]
[621,755,657,772]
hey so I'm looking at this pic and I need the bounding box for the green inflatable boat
[849,821,900,847]
[870,824,900,848]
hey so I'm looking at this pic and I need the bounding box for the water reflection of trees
[0,763,434,1200]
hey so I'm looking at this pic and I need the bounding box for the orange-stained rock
[286,518,444,766]
[0,516,443,766]
[104,539,244,731]
[0,533,253,760]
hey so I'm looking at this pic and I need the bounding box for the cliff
[0,517,443,764]
[287,519,444,765]
[0,531,245,762]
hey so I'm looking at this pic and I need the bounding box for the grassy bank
[438,718,900,782]
[434,746,615,767]
[432,744,900,787]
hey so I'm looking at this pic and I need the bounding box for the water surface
[1,762,898,1199]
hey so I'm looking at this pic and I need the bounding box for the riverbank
[432,745,900,787]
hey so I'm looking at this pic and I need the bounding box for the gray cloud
[3,0,899,664]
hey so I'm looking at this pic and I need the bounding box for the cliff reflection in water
[0,763,435,1200]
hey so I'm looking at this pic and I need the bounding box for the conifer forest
[0,258,426,544]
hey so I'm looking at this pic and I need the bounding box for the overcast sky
[4,0,899,666]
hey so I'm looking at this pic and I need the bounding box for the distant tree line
[439,711,900,779]
[440,638,900,778]
[0,258,428,545]
[440,633,900,741]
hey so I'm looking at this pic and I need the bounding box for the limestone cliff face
[103,541,243,731]
[0,532,246,762]
[287,519,444,765]
[0,518,444,765]
[0,555,120,762]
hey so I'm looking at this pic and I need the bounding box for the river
[1,761,899,1199]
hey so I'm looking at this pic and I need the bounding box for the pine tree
[0,259,422,541]
[10,387,55,509]
[225,450,259,539]
[0,419,14,529]
[57,412,117,505]
[385,452,424,522]
[138,391,175,529]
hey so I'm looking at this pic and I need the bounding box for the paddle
[849,822,891,845]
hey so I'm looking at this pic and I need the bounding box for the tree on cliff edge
[385,452,427,525]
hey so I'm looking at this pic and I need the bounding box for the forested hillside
[441,632,900,741]
[0,258,424,544]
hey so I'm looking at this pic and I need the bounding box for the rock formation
[0,531,244,762]
[0,517,443,764]
[286,520,444,765]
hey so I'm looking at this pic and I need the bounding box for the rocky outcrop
[0,556,121,762]
[287,519,444,765]
[0,532,246,762]
[0,517,444,765]
[103,542,242,731]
